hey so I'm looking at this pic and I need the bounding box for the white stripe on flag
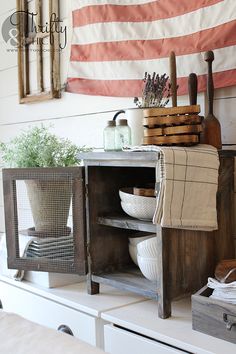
[72,0,235,45]
[68,45,236,80]
[72,0,156,11]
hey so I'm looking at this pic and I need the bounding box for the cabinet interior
[86,166,158,298]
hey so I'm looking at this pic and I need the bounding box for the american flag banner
[66,0,236,97]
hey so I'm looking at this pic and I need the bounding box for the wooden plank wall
[0,0,235,256]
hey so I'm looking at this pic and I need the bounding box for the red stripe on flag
[73,0,223,27]
[178,69,236,95]
[67,78,142,97]
[67,69,236,97]
[71,20,236,62]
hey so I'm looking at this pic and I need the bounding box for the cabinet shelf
[97,215,158,233]
[92,267,158,300]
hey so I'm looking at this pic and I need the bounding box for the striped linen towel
[124,144,219,231]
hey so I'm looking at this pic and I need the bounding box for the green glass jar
[103,120,116,151]
[115,119,131,151]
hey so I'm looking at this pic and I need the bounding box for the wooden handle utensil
[188,73,198,105]
[201,51,222,149]
[169,51,177,107]
[215,259,236,283]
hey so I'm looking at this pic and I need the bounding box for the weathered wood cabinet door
[3,167,87,275]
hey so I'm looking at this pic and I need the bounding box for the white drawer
[0,281,97,346]
[104,324,190,354]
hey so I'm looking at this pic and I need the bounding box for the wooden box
[192,286,236,344]
[143,105,203,146]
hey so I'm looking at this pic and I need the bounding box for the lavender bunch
[134,72,171,108]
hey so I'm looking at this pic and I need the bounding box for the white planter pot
[25,180,71,235]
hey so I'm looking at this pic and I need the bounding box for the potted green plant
[0,125,91,236]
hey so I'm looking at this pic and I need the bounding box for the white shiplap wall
[0,1,235,239]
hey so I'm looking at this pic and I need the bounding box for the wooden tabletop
[79,146,236,164]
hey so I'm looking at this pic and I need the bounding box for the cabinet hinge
[85,183,89,198]
[87,242,91,258]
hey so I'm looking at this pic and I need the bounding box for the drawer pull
[223,313,236,331]
[57,325,74,336]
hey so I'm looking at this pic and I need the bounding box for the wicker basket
[143,104,203,146]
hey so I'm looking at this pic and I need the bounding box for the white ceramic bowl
[129,234,155,247]
[137,236,158,258]
[119,188,156,221]
[137,255,158,281]
[128,244,138,265]
[119,188,144,203]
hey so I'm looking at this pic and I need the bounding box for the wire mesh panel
[2,167,87,275]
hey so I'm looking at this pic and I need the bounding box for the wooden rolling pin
[201,51,222,149]
[188,73,198,105]
[169,51,177,107]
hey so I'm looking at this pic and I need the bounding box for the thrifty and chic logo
[2,10,67,50]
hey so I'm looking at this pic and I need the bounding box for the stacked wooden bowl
[143,104,203,146]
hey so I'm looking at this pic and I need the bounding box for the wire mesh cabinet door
[2,167,87,275]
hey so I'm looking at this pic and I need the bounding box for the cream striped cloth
[124,144,219,231]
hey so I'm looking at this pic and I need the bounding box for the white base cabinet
[0,276,146,350]
[104,325,189,354]
[102,298,236,354]
[1,277,236,354]
[0,280,99,346]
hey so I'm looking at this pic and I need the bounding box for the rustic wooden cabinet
[80,150,235,319]
[3,150,236,319]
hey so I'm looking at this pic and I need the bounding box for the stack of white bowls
[119,188,156,220]
[128,234,154,266]
[137,236,158,281]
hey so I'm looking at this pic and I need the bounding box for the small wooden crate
[192,286,236,344]
[143,105,203,146]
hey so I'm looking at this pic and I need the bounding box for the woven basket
[143,105,203,146]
